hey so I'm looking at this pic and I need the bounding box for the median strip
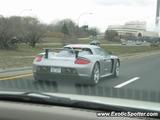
[0,73,33,81]
[114,77,140,88]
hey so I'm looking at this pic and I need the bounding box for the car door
[94,48,112,75]
[101,49,112,74]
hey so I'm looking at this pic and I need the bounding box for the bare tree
[0,16,20,49]
[48,19,91,39]
[104,30,120,42]
[21,17,47,47]
[0,16,47,49]
[88,27,99,36]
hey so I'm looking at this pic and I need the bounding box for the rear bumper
[33,65,92,82]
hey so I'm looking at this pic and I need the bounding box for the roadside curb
[0,67,32,73]
[0,73,32,79]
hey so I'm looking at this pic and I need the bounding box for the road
[0,53,160,102]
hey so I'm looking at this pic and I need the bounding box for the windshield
[0,0,160,118]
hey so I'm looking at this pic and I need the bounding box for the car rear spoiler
[44,48,83,59]
[71,48,83,59]
[44,48,50,59]
[43,48,63,59]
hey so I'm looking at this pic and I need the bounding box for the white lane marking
[114,77,140,88]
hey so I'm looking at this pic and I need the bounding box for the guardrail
[0,67,32,74]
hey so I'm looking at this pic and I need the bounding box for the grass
[42,37,63,43]
[0,43,160,69]
[0,44,62,69]
[101,45,160,56]
[42,37,120,44]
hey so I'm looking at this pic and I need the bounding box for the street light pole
[19,9,32,16]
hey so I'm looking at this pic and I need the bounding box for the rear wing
[74,49,82,58]
[43,48,63,59]
[43,47,83,59]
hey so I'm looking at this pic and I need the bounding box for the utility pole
[156,0,160,26]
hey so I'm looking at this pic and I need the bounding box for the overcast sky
[0,0,157,32]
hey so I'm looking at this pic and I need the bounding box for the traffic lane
[0,53,160,92]
[0,54,160,102]
[98,54,160,89]
[0,72,128,94]
[96,54,155,88]
[118,53,160,92]
[0,66,135,92]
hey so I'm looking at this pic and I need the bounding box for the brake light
[74,58,90,64]
[35,55,43,62]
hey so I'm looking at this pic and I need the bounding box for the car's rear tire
[90,63,100,85]
[113,61,120,77]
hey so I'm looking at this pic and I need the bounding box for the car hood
[0,91,159,112]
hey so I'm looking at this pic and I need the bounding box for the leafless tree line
[0,16,99,49]
[0,16,47,49]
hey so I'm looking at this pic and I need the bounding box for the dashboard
[0,101,157,120]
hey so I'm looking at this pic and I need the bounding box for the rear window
[56,47,92,57]
[56,48,74,57]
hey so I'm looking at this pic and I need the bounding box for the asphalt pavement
[0,53,160,102]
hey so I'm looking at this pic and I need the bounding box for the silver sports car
[33,44,120,84]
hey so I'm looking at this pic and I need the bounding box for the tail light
[74,58,90,64]
[35,55,43,62]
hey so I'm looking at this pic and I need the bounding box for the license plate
[50,67,61,73]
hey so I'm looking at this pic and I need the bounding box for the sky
[0,0,158,32]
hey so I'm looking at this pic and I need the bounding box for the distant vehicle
[121,42,126,45]
[150,41,160,47]
[136,41,142,45]
[90,40,100,46]
[33,44,120,84]
[120,39,127,45]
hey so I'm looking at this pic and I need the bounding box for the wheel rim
[115,62,120,76]
[93,64,100,84]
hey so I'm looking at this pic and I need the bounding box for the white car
[33,44,120,84]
